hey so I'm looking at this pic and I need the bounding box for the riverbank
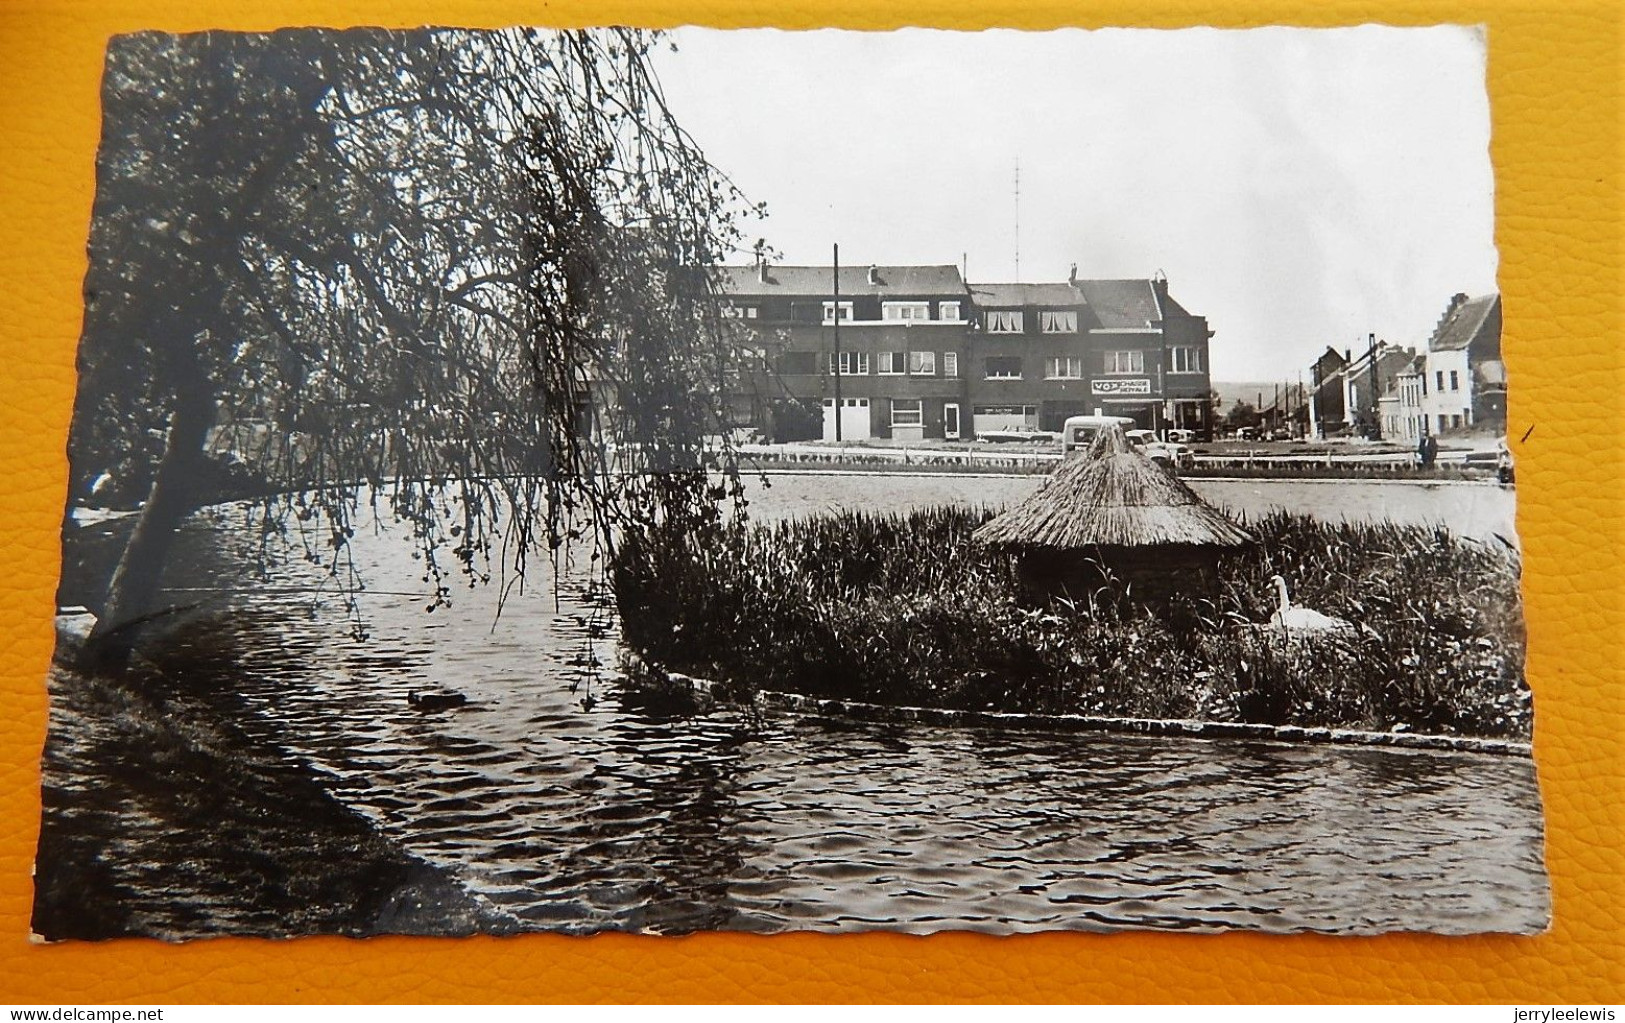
[623,659,1533,758]
[33,629,507,941]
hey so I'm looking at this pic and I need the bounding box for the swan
[1268,575,1357,639]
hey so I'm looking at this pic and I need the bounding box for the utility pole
[832,243,842,442]
[1297,370,1305,438]
[1366,331,1379,439]
[1309,364,1321,439]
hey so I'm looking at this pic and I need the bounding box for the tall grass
[612,504,1530,740]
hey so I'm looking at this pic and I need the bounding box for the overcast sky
[651,25,1496,382]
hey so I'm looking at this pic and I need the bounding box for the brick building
[717,261,1214,442]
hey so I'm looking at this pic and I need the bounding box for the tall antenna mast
[1014,158,1021,282]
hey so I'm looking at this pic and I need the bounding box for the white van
[1060,414,1136,455]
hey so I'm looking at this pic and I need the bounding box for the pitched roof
[1429,293,1501,353]
[1072,279,1161,330]
[972,427,1254,550]
[716,264,966,298]
[968,282,1084,307]
[1159,291,1193,318]
[1314,346,1349,372]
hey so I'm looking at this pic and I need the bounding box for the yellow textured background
[0,0,1619,1005]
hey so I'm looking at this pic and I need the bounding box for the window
[939,301,961,321]
[1451,414,1463,429]
[986,310,1024,333]
[1170,346,1204,373]
[882,302,930,321]
[943,352,959,378]
[721,305,758,319]
[1045,356,1084,379]
[908,350,936,375]
[891,399,923,427]
[985,356,1023,380]
[1438,415,1448,432]
[822,301,853,323]
[1436,370,1445,390]
[827,351,869,375]
[1449,370,1460,391]
[1040,310,1078,333]
[1105,350,1145,374]
[877,351,907,375]
[778,351,817,375]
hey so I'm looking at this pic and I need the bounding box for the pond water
[745,472,1519,542]
[152,475,1544,936]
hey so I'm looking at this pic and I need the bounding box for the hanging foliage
[69,27,760,668]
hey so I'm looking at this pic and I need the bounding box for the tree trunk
[84,384,216,674]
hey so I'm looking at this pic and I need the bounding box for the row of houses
[716,261,1215,443]
[1306,292,1504,441]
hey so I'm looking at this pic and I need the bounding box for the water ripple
[145,493,1549,936]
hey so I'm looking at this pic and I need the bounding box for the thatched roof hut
[973,426,1253,600]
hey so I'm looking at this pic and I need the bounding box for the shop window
[891,399,923,427]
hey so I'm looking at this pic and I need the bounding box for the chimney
[1150,269,1169,310]
[1067,263,1077,285]
[867,265,880,286]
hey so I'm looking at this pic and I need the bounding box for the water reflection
[136,492,1548,937]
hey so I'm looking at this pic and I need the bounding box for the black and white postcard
[36,24,1546,941]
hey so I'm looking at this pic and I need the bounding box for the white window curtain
[1041,310,1077,333]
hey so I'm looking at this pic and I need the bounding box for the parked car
[1167,429,1196,444]
[979,426,1059,444]
[1060,414,1136,455]
[1124,429,1195,471]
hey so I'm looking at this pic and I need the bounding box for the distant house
[1388,354,1428,442]
[717,261,1215,442]
[1309,346,1349,435]
[1422,292,1503,433]
[1340,338,1418,440]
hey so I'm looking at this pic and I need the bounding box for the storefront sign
[1091,378,1152,396]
